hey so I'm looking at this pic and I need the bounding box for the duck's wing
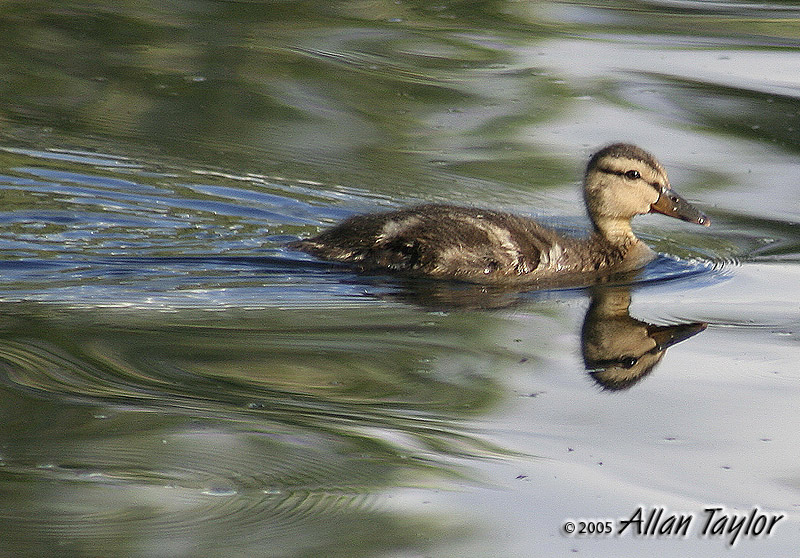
[291,204,572,280]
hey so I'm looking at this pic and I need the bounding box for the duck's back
[291,204,629,282]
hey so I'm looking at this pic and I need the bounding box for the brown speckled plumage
[290,144,709,284]
[293,204,629,281]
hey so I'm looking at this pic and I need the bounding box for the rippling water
[0,2,799,557]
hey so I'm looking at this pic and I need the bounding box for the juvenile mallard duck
[291,143,710,283]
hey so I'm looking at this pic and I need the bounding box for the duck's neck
[588,219,655,272]
[591,216,637,247]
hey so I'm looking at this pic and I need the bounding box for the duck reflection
[387,277,707,390]
[581,287,706,390]
[0,280,706,553]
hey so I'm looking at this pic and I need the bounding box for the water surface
[0,2,799,557]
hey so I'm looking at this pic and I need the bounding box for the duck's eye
[624,170,641,180]
[619,356,639,369]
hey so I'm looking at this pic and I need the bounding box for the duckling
[290,143,710,283]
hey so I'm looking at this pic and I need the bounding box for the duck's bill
[650,188,710,226]
[647,322,708,352]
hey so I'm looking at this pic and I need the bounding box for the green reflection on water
[0,301,525,555]
[0,1,573,198]
[3,0,798,208]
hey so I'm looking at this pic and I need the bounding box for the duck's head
[583,143,710,243]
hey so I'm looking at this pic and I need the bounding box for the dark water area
[0,2,799,557]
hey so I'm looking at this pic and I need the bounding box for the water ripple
[3,145,784,310]
[0,318,489,550]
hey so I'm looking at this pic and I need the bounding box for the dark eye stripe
[596,166,663,191]
[596,166,631,178]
